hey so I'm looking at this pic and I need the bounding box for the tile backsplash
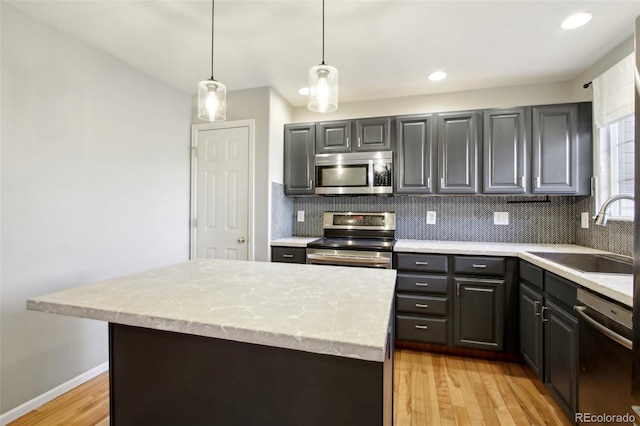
[276,189,633,257]
[292,195,576,243]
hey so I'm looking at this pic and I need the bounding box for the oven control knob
[237,237,246,243]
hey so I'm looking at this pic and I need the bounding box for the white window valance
[593,53,634,128]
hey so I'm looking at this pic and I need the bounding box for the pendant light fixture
[307,0,338,113]
[198,0,226,122]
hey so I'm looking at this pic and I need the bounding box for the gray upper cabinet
[355,117,392,151]
[316,120,352,153]
[316,118,391,153]
[395,114,436,194]
[531,103,592,195]
[437,111,481,194]
[483,108,529,194]
[284,123,315,195]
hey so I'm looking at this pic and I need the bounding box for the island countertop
[27,259,397,362]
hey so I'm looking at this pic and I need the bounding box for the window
[593,54,635,219]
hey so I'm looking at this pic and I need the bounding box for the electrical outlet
[581,211,590,229]
[494,212,509,225]
[297,211,305,222]
[426,211,436,225]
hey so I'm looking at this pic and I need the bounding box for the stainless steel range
[306,212,395,269]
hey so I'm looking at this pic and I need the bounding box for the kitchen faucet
[594,193,634,226]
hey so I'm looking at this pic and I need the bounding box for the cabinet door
[519,284,543,379]
[453,277,505,351]
[355,117,392,151]
[531,104,579,194]
[483,108,529,194]
[316,121,352,153]
[437,111,481,194]
[395,114,436,194]
[544,299,578,418]
[284,124,315,195]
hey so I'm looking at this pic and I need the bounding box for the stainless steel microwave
[314,151,393,195]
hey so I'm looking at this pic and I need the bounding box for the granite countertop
[395,240,632,307]
[27,259,397,362]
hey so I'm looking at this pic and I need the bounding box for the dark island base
[109,323,392,426]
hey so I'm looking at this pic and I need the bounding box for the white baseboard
[0,362,109,425]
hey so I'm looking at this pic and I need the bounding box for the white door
[191,120,254,260]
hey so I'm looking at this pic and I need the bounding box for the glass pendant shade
[198,79,226,122]
[307,64,338,113]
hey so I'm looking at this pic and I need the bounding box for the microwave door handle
[369,160,374,189]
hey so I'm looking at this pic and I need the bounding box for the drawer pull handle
[282,254,294,258]
[534,300,541,316]
[472,264,487,268]
[415,282,429,287]
[415,261,429,265]
[541,306,549,322]
[415,303,429,309]
[415,325,429,330]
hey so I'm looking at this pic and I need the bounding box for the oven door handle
[574,305,632,350]
[306,254,391,268]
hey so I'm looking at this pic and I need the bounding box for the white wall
[292,81,574,122]
[0,2,191,417]
[268,88,293,185]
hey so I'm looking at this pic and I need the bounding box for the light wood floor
[10,349,571,426]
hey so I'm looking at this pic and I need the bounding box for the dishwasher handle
[574,305,632,350]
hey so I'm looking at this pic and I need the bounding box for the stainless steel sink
[527,252,633,274]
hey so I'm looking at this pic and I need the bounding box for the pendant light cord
[210,0,215,79]
[321,0,325,65]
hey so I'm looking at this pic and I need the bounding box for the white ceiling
[8,0,640,107]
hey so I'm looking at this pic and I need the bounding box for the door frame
[190,119,256,260]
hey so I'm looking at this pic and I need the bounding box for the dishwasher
[574,288,635,424]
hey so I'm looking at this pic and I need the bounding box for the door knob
[237,237,246,243]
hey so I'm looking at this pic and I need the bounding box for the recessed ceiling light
[561,13,592,30]
[428,71,447,82]
[298,87,309,96]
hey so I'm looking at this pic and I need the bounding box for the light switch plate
[494,212,509,225]
[297,211,305,222]
[426,211,436,224]
[581,211,589,229]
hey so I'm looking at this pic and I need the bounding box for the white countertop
[271,237,319,247]
[27,259,397,362]
[396,240,633,307]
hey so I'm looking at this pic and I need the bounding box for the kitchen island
[27,259,397,426]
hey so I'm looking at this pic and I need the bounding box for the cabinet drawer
[396,273,448,294]
[454,256,505,276]
[395,253,448,273]
[396,294,448,316]
[396,315,448,344]
[520,260,543,290]
[544,271,577,311]
[271,247,306,264]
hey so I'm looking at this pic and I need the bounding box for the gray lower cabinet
[394,253,451,345]
[271,246,306,264]
[395,253,517,353]
[483,108,528,194]
[518,261,578,420]
[395,114,436,194]
[284,123,315,195]
[437,111,481,194]
[531,103,592,195]
[453,277,505,351]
